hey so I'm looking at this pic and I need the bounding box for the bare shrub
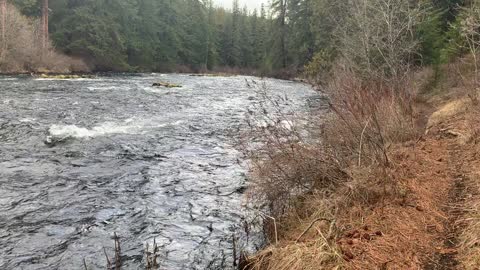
[324,65,419,168]
[327,0,426,168]
[240,83,346,218]
[243,1,427,268]
[455,1,480,104]
[242,0,424,242]
[240,82,346,218]
[337,0,427,87]
[247,143,345,217]
[0,3,88,73]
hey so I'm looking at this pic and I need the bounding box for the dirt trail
[424,138,464,270]
[340,97,478,269]
[416,98,476,270]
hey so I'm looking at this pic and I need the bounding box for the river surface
[0,74,319,270]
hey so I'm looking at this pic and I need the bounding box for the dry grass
[459,169,480,269]
[338,138,452,269]
[457,104,480,269]
[242,64,480,269]
[426,98,472,132]
[245,132,454,269]
[242,69,428,269]
[245,238,343,270]
[243,193,343,270]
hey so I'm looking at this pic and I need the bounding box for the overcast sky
[213,0,268,11]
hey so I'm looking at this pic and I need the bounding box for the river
[0,74,319,269]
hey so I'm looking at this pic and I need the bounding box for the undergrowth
[240,62,425,269]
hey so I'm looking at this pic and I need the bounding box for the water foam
[48,122,135,139]
[35,78,95,81]
[19,118,36,123]
[47,119,184,141]
[87,86,118,91]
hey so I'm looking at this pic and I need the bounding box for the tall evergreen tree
[9,0,458,75]
[270,0,289,69]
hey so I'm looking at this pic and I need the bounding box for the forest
[0,0,463,75]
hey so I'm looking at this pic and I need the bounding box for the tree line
[0,0,473,75]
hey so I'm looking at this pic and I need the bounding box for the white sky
[213,0,268,11]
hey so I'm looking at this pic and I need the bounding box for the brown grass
[243,64,428,268]
[243,62,480,269]
[457,103,480,269]
[323,66,420,168]
[459,167,480,269]
[244,134,456,269]
[243,192,343,270]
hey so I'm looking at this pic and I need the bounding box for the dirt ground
[244,92,480,270]
[337,98,479,269]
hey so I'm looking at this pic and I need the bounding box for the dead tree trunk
[279,0,287,69]
[41,0,48,51]
[1,0,6,55]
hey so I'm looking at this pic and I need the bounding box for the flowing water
[0,74,319,270]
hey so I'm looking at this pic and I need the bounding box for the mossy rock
[39,74,95,79]
[152,82,182,88]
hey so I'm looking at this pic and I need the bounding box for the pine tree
[288,0,315,67]
[230,0,241,66]
[270,0,289,69]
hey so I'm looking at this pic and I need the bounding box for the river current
[0,74,319,269]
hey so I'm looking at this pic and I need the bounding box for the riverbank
[242,67,480,269]
[0,68,302,82]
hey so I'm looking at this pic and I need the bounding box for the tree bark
[1,0,6,55]
[280,0,287,68]
[42,0,48,51]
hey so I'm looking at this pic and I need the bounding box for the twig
[295,218,332,243]
[153,238,159,268]
[114,232,121,270]
[146,243,150,269]
[83,258,88,270]
[358,117,371,166]
[145,238,160,269]
[104,247,111,269]
[232,234,237,267]
[262,214,278,245]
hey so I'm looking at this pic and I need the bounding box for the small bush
[324,65,419,167]
[240,83,346,218]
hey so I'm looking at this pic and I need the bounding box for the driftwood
[152,81,181,88]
